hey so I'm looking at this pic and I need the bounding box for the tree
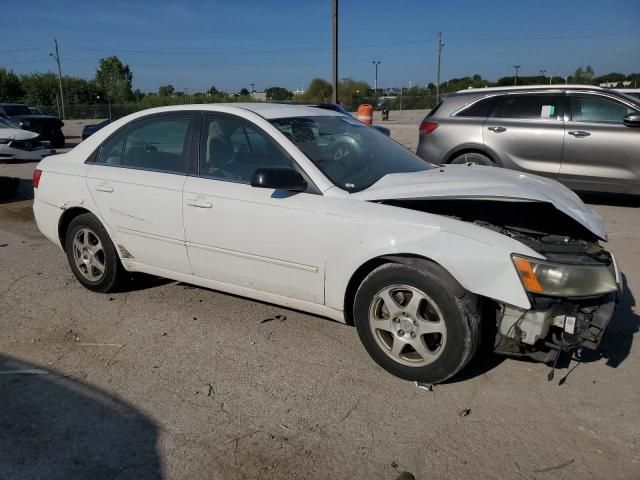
[301,78,332,103]
[207,86,219,96]
[20,73,59,105]
[94,56,133,103]
[571,65,595,84]
[265,86,293,101]
[0,68,24,102]
[239,88,250,96]
[158,84,175,97]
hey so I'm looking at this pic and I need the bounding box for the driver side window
[199,115,293,183]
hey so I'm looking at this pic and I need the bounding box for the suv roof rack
[456,84,603,93]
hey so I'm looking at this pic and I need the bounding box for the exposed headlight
[512,255,617,297]
[19,120,30,127]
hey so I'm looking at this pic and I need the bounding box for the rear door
[560,92,640,194]
[86,113,194,274]
[483,93,564,178]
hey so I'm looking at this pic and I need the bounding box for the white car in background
[0,117,52,162]
[32,104,619,383]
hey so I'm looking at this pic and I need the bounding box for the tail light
[33,169,42,189]
[419,121,439,134]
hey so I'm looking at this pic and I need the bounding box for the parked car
[310,103,391,136]
[82,118,115,140]
[33,104,619,383]
[0,103,65,148]
[416,85,640,195]
[0,117,53,161]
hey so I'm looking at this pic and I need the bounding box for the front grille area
[9,139,42,151]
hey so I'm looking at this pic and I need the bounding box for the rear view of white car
[32,104,619,383]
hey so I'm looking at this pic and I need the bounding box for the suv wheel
[450,152,495,166]
[353,262,480,384]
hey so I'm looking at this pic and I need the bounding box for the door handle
[568,130,591,138]
[488,126,507,133]
[186,199,213,209]
[95,185,114,193]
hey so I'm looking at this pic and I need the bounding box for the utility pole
[250,83,255,93]
[513,65,521,85]
[372,60,381,91]
[49,39,65,120]
[331,0,339,104]
[539,69,548,85]
[435,32,444,104]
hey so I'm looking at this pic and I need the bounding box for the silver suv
[416,85,640,195]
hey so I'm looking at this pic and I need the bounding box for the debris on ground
[260,314,287,324]
[108,297,115,301]
[64,329,80,342]
[105,345,126,367]
[415,381,433,391]
[279,424,290,430]
[533,458,575,473]
[459,408,472,417]
[161,332,168,336]
[391,461,399,469]
[0,243,8,248]
[207,383,214,397]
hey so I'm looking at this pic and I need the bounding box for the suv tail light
[33,169,42,189]
[419,121,439,134]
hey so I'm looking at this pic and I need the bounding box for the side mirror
[250,167,307,192]
[623,112,640,127]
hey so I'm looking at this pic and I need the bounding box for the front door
[483,92,565,178]
[182,113,326,304]
[86,113,193,274]
[560,92,640,194]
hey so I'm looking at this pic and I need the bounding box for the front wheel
[353,262,480,383]
[50,130,65,148]
[65,213,124,293]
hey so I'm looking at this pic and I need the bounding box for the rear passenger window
[122,117,190,173]
[199,115,293,183]
[456,96,498,117]
[492,95,559,120]
[570,95,634,124]
[98,130,125,165]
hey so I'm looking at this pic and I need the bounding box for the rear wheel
[353,262,480,383]
[65,213,124,293]
[450,152,495,166]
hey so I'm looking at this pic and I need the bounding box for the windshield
[0,117,20,129]
[3,105,32,116]
[270,115,432,192]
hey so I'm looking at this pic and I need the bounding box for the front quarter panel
[323,197,542,312]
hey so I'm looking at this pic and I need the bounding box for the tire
[450,152,495,166]
[50,130,66,149]
[64,213,124,293]
[353,261,480,383]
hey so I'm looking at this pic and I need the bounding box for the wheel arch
[343,254,465,326]
[444,143,501,166]
[58,207,92,249]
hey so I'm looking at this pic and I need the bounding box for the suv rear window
[492,95,560,120]
[456,96,499,117]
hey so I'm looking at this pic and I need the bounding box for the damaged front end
[380,198,620,362]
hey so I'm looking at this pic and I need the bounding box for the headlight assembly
[512,255,618,297]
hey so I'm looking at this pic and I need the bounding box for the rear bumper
[33,199,63,249]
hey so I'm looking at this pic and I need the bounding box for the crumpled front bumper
[494,293,617,362]
[0,145,53,161]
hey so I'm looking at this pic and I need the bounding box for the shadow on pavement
[0,354,162,479]
[0,178,34,204]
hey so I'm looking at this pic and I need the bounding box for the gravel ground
[1,112,638,480]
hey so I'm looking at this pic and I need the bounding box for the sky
[2,0,639,93]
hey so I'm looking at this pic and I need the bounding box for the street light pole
[436,32,444,104]
[331,0,339,104]
[539,69,547,85]
[49,39,65,120]
[513,65,521,86]
[372,60,381,91]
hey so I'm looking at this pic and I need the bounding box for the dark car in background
[416,85,640,195]
[0,103,65,148]
[81,118,115,140]
[311,103,391,136]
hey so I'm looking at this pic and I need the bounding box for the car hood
[354,164,606,240]
[0,127,39,141]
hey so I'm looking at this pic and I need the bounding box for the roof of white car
[136,103,342,120]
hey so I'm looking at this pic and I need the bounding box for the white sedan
[0,117,52,161]
[33,104,619,383]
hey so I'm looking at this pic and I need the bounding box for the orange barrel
[357,104,373,125]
